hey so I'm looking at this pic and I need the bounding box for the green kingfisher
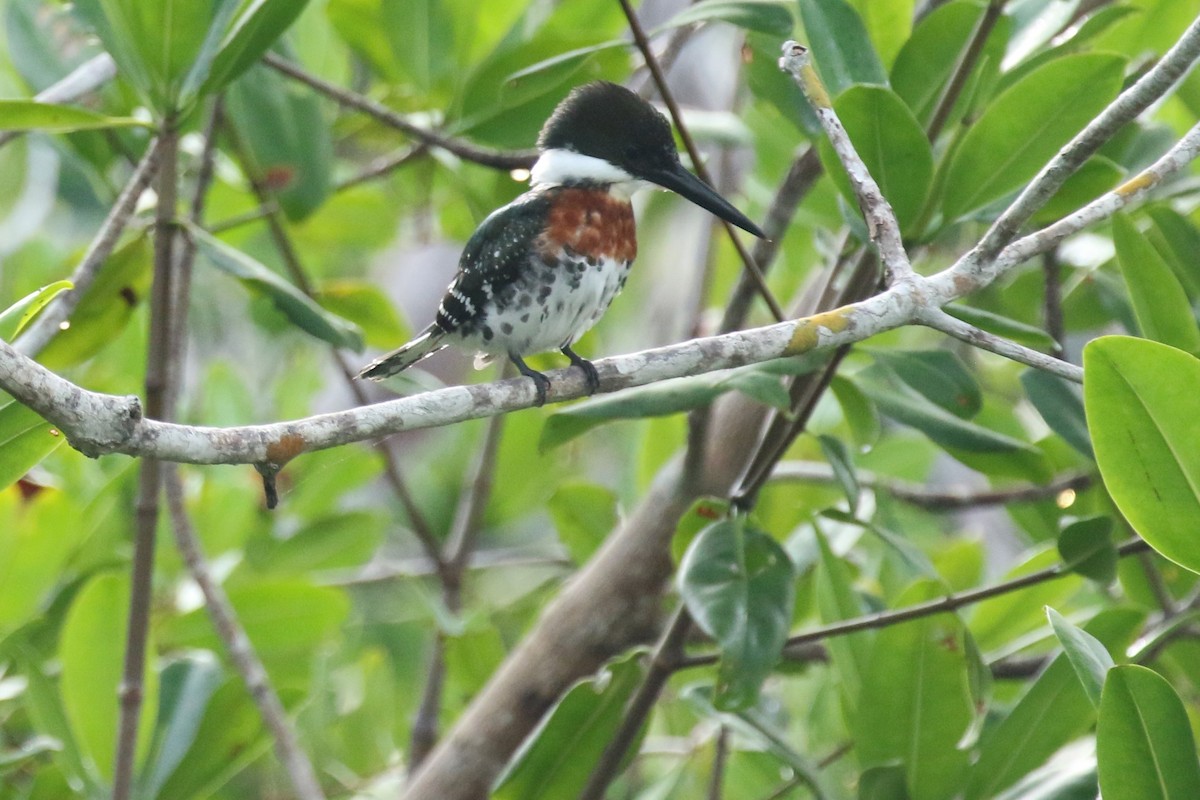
[357,81,764,405]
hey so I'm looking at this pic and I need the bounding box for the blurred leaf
[505,40,628,84]
[871,349,981,418]
[59,572,158,781]
[1046,606,1113,707]
[946,304,1059,353]
[943,53,1126,219]
[1034,156,1123,224]
[661,0,795,36]
[140,653,224,800]
[891,0,1010,128]
[38,235,153,369]
[1112,214,1200,354]
[830,374,880,449]
[816,84,933,235]
[225,63,332,221]
[0,280,71,342]
[817,434,859,512]
[745,30,820,135]
[0,491,90,637]
[1097,665,1200,799]
[548,482,618,564]
[1090,0,1200,60]
[813,526,870,715]
[0,401,64,491]
[679,518,796,710]
[493,650,644,800]
[1085,336,1200,574]
[797,0,887,94]
[856,579,974,800]
[0,101,146,132]
[1021,370,1092,458]
[846,0,913,68]
[970,546,1082,652]
[189,225,362,351]
[313,280,409,349]
[246,511,384,574]
[1057,516,1116,584]
[671,497,730,566]
[201,0,315,96]
[1146,205,1200,299]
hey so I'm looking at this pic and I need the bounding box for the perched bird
[358,81,764,405]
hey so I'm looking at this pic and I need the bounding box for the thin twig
[262,54,537,171]
[918,307,1083,382]
[926,0,1007,141]
[707,726,729,800]
[617,0,785,323]
[16,137,163,356]
[163,468,326,800]
[1042,250,1066,355]
[112,119,179,800]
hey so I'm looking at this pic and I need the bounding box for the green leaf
[0,101,147,133]
[141,653,224,800]
[870,349,981,418]
[816,84,933,235]
[830,374,880,449]
[1084,336,1200,574]
[846,0,913,68]
[796,0,887,95]
[671,497,731,567]
[0,402,65,491]
[246,511,385,574]
[660,0,795,36]
[679,518,796,710]
[1098,665,1200,800]
[970,546,1083,652]
[1034,156,1124,224]
[1057,516,1116,584]
[225,63,332,221]
[856,579,974,800]
[549,482,619,564]
[313,280,410,350]
[946,304,1059,353]
[943,53,1126,219]
[1046,606,1113,708]
[813,526,871,716]
[493,650,644,800]
[504,40,628,85]
[1112,214,1200,354]
[1021,370,1092,458]
[59,572,158,781]
[891,0,1010,127]
[964,608,1145,799]
[817,434,860,512]
[201,0,315,96]
[1146,206,1200,299]
[0,280,71,342]
[188,225,362,351]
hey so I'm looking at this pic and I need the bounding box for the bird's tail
[357,324,448,380]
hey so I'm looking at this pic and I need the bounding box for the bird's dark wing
[435,189,556,333]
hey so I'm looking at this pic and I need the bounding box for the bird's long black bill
[645,164,765,238]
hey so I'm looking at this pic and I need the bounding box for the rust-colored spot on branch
[265,432,306,466]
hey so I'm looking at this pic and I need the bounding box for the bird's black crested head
[537,81,680,177]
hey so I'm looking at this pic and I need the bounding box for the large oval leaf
[1098,665,1200,799]
[1112,214,1200,355]
[678,518,796,710]
[1084,336,1200,574]
[817,84,933,235]
[943,52,1126,219]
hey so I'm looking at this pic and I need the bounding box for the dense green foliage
[3,0,1200,798]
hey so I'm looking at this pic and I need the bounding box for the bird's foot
[561,345,600,394]
[510,354,551,407]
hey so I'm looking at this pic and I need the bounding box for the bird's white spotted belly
[460,254,631,358]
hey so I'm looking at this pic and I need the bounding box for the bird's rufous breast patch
[540,188,637,263]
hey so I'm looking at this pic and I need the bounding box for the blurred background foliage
[2,0,1200,798]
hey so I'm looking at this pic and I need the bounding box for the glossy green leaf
[671,497,731,567]
[856,579,974,800]
[548,482,619,564]
[1112,214,1200,354]
[989,739,1098,800]
[943,53,1126,219]
[1146,206,1200,299]
[1022,370,1092,458]
[797,0,887,95]
[493,650,643,800]
[225,63,332,221]
[846,0,913,68]
[1057,516,1116,584]
[141,653,224,800]
[891,0,1010,127]
[813,526,871,715]
[1084,336,1200,573]
[59,573,158,781]
[1097,665,1200,800]
[1046,606,1113,708]
[201,0,314,96]
[816,85,933,235]
[0,281,71,342]
[1034,156,1123,224]
[679,518,796,710]
[970,547,1083,652]
[0,101,146,133]
[661,0,795,36]
[189,225,362,351]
